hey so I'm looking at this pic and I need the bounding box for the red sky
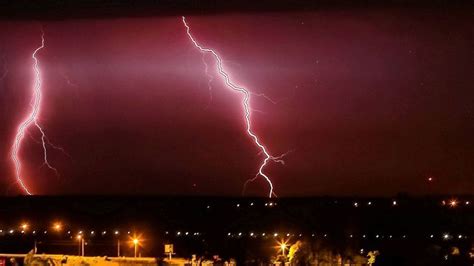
[0,8,472,196]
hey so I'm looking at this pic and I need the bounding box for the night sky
[0,7,472,196]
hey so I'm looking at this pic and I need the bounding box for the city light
[52,222,62,231]
[449,199,458,208]
[20,223,29,231]
[276,239,290,257]
[131,236,141,258]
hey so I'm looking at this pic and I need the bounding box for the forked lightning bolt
[182,16,286,198]
[11,31,58,195]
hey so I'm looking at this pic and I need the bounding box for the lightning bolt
[182,16,287,198]
[10,30,57,195]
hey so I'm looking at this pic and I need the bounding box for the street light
[449,199,458,208]
[114,232,121,257]
[52,222,62,232]
[20,223,29,231]
[276,239,289,257]
[280,243,287,256]
[76,235,85,256]
[132,238,140,258]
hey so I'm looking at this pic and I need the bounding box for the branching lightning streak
[242,150,293,196]
[10,30,56,195]
[183,16,284,198]
[200,54,214,108]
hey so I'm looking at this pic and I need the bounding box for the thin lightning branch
[200,54,214,108]
[10,30,57,195]
[242,150,293,196]
[183,16,288,198]
[27,131,70,159]
[250,92,287,105]
[35,122,59,176]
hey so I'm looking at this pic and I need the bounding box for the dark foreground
[0,196,472,265]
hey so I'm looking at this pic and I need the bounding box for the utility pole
[117,239,120,257]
